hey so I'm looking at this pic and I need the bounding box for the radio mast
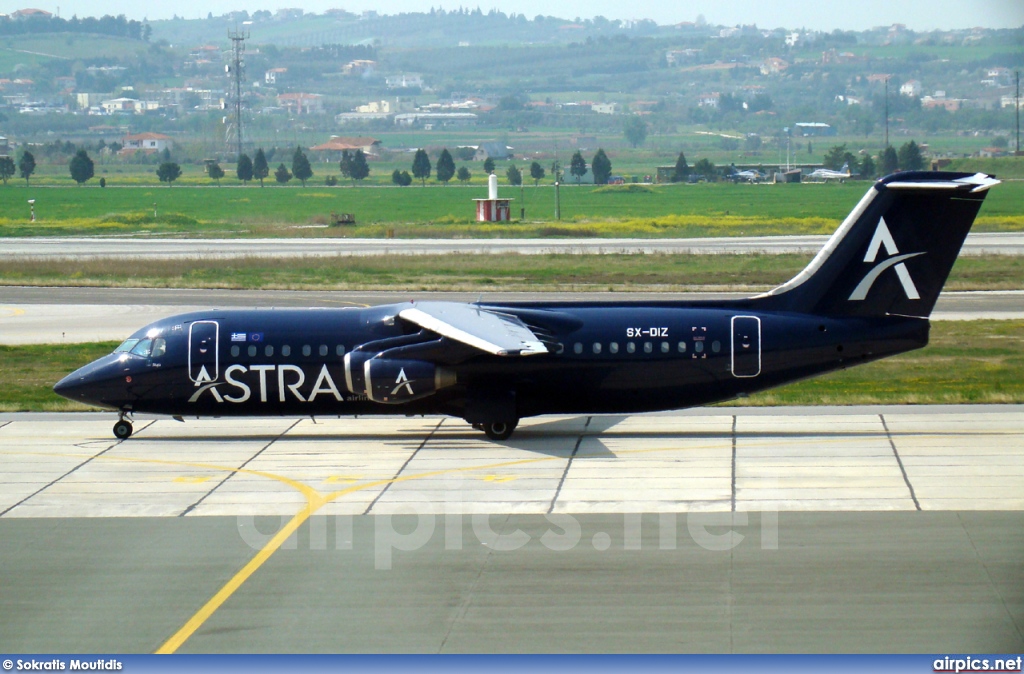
[225,25,250,159]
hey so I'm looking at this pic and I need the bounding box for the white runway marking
[1,408,1021,517]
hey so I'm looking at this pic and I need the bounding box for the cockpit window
[114,339,140,354]
[130,339,153,357]
[151,338,166,358]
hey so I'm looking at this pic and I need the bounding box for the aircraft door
[188,320,219,384]
[731,316,761,378]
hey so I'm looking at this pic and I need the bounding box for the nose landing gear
[482,419,518,441]
[113,412,133,440]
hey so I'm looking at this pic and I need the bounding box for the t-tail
[756,171,999,318]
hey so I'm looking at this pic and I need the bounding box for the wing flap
[398,302,548,356]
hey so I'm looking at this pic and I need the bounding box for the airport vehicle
[807,162,852,182]
[54,172,998,441]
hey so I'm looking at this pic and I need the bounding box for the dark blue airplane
[54,171,999,441]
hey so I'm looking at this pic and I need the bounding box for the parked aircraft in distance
[55,172,999,441]
[727,165,767,183]
[807,162,852,182]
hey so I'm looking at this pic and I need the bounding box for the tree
[898,140,925,171]
[457,166,471,184]
[436,148,455,185]
[160,147,171,163]
[253,149,269,187]
[623,115,648,148]
[859,155,876,179]
[529,161,545,186]
[391,169,412,186]
[156,162,181,186]
[18,151,35,185]
[693,158,716,180]
[671,152,689,182]
[879,146,899,175]
[274,163,292,184]
[569,151,587,185]
[506,164,522,186]
[822,144,852,171]
[483,156,495,174]
[411,149,431,186]
[69,149,94,185]
[236,153,253,183]
[591,148,612,185]
[207,161,225,186]
[350,149,370,184]
[292,146,313,186]
[340,151,354,183]
[0,156,14,185]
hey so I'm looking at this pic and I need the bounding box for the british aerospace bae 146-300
[55,171,999,441]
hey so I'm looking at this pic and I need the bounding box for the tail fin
[757,171,999,318]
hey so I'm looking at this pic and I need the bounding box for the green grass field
[2,180,1022,238]
[6,320,1023,412]
[2,253,1022,292]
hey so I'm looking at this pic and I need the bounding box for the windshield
[114,338,166,358]
[114,339,140,354]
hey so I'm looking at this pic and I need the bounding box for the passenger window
[302,345,311,357]
[130,339,152,357]
[593,343,602,354]
[677,341,687,353]
[574,343,583,354]
[336,345,346,356]
[248,345,257,357]
[230,345,240,358]
[712,340,721,353]
[609,342,619,354]
[644,342,653,354]
[626,342,636,353]
[694,341,704,353]
[319,345,328,357]
[281,345,291,357]
[660,342,669,353]
[265,345,274,357]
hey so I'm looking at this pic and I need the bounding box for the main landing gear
[473,419,518,441]
[113,412,133,440]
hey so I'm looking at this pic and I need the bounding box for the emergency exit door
[731,316,761,378]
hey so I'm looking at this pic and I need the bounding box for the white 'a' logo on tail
[848,217,924,301]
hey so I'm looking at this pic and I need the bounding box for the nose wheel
[113,414,133,440]
[482,419,517,441]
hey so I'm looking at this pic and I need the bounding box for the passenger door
[188,320,219,383]
[731,316,761,378]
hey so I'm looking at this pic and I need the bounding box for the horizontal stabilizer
[399,301,548,356]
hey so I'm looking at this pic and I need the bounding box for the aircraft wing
[398,301,548,356]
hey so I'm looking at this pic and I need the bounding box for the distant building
[277,93,324,115]
[759,57,789,75]
[386,74,424,89]
[591,102,619,115]
[697,92,721,108]
[264,68,287,85]
[121,132,173,154]
[308,136,382,157]
[393,112,477,127]
[900,80,922,97]
[793,122,835,137]
[101,97,160,115]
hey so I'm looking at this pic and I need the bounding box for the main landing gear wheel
[483,420,518,441]
[113,419,133,440]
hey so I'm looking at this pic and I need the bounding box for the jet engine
[364,359,456,404]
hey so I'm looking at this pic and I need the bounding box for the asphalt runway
[0,407,1021,652]
[4,232,1024,259]
[2,287,1022,344]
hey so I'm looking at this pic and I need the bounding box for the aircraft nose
[53,354,131,408]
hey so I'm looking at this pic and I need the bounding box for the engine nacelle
[364,359,456,404]
[343,350,374,395]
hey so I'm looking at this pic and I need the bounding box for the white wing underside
[398,302,548,356]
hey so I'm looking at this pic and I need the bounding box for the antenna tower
[226,27,249,158]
